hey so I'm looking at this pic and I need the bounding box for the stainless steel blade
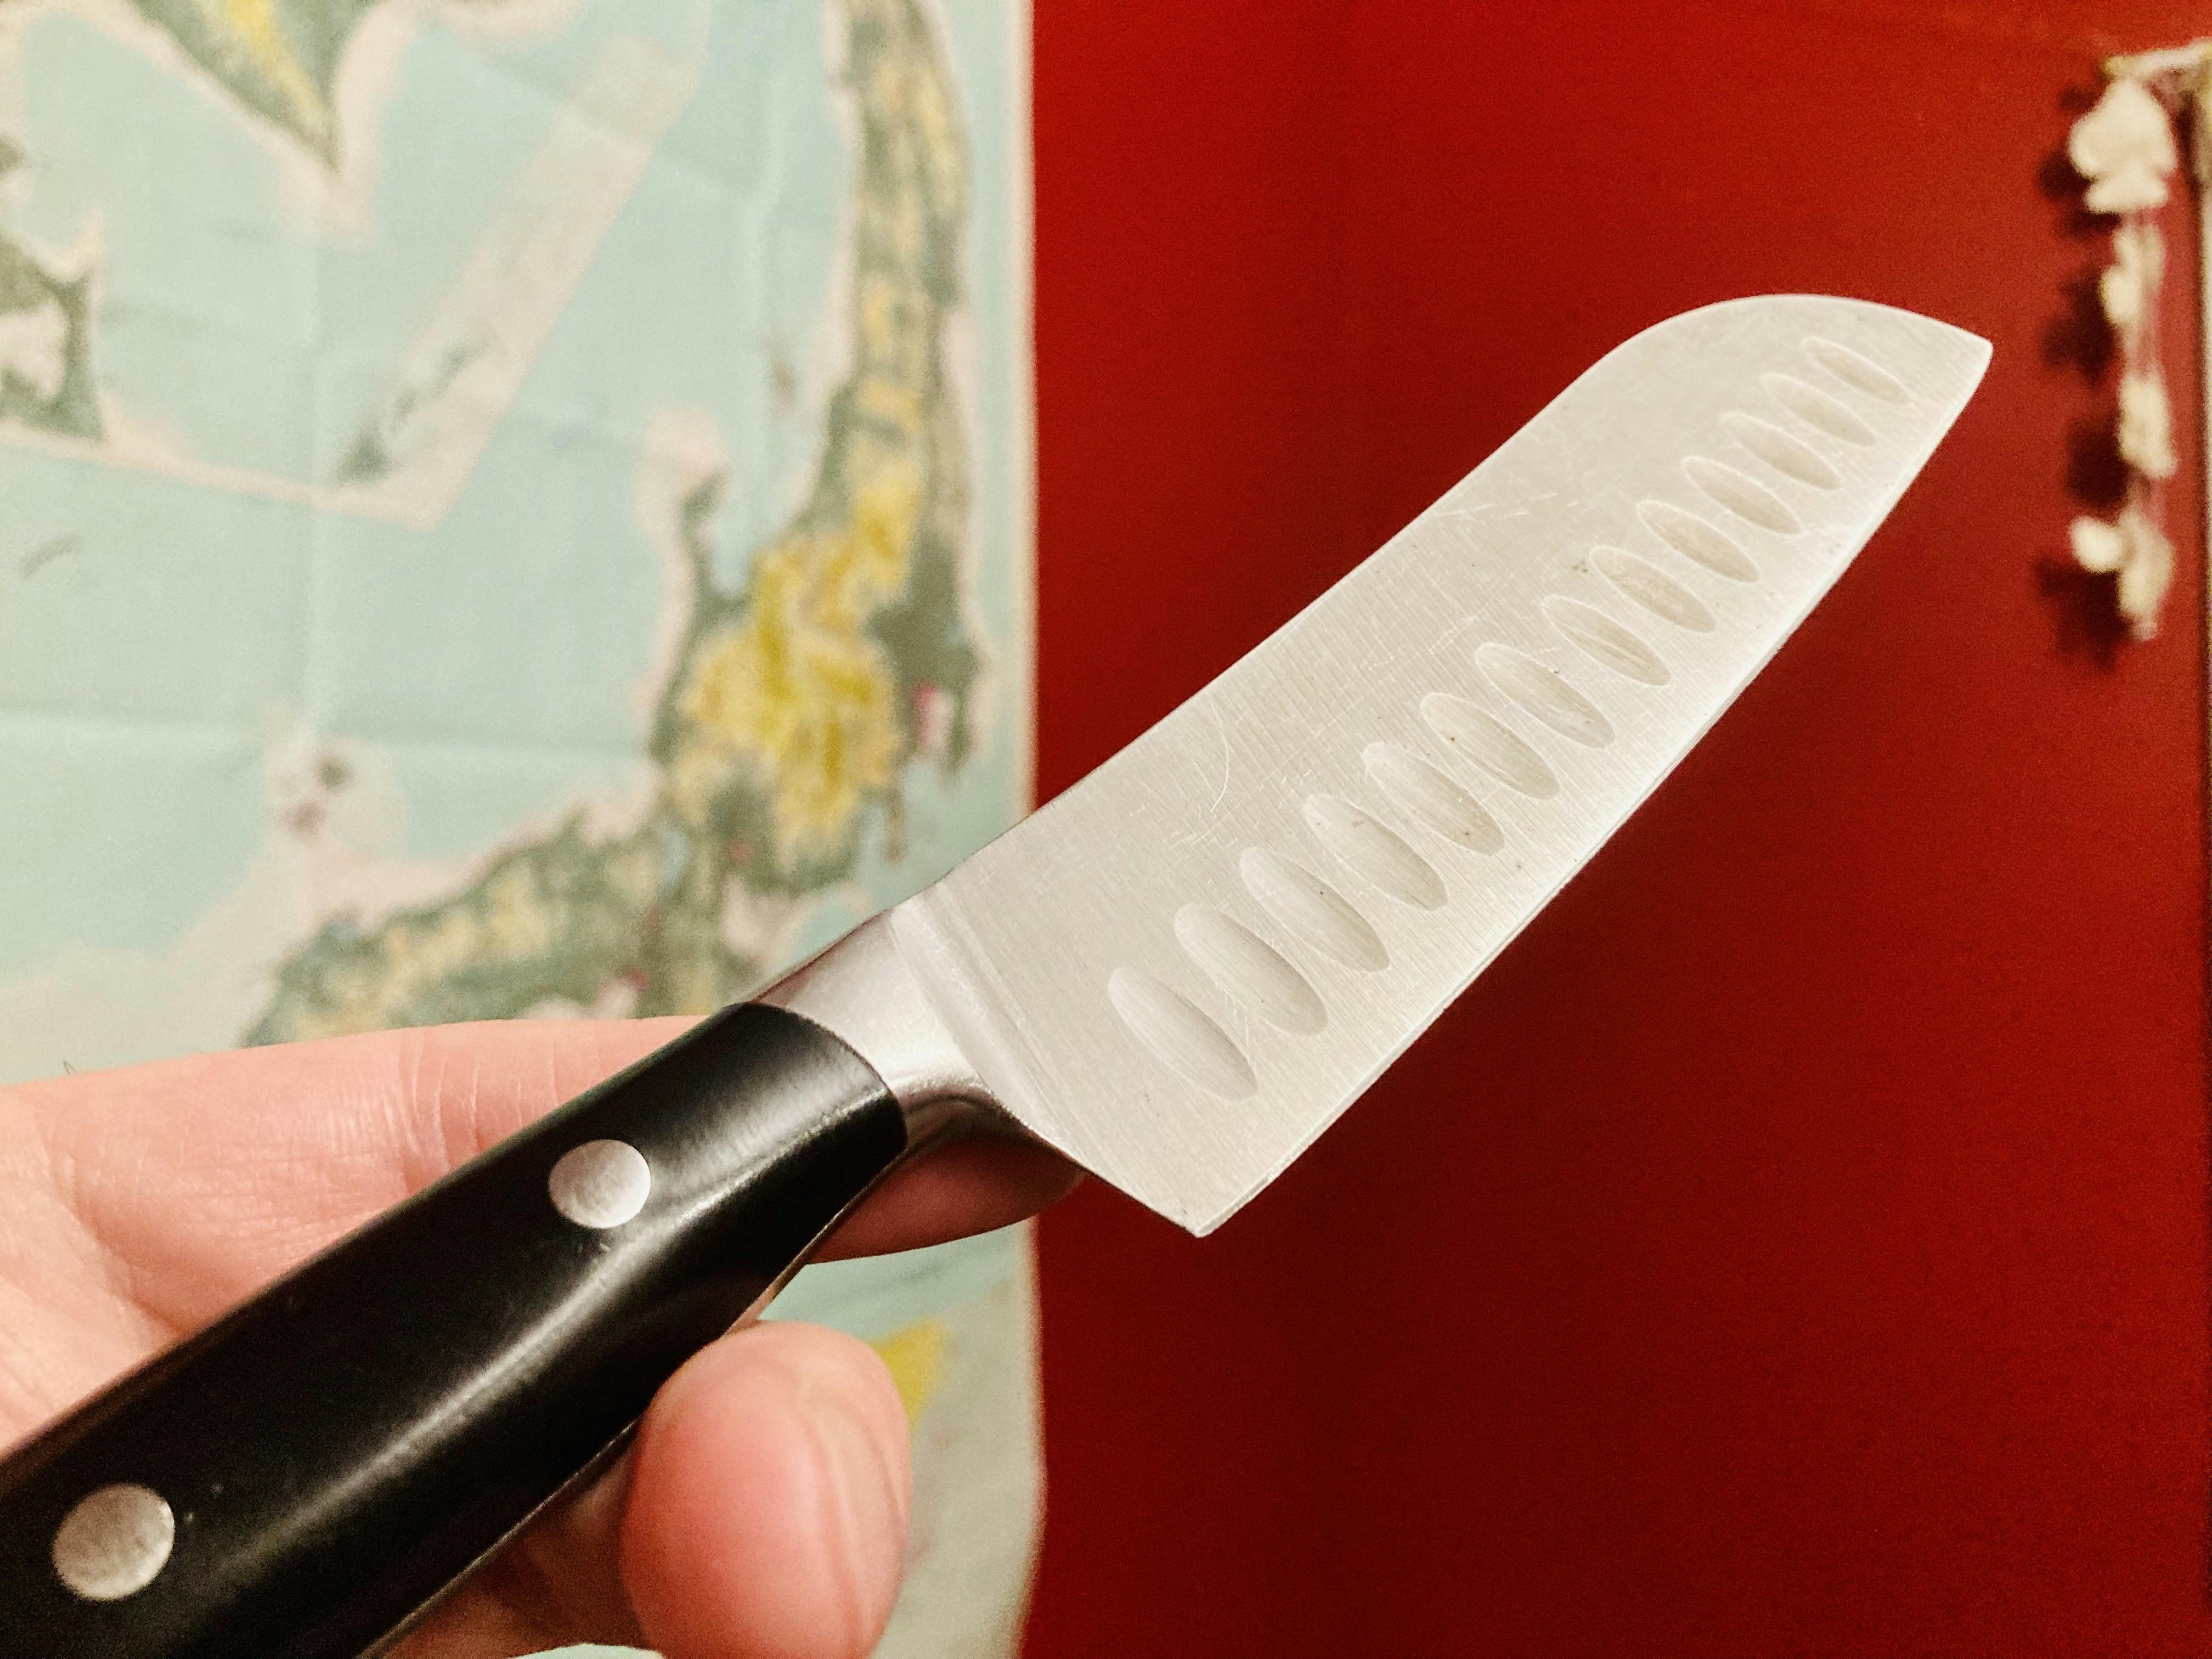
[891,296,1988,1234]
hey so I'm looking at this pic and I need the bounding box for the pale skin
[0,1018,1080,1658]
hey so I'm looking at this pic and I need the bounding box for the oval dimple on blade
[1805,336,1911,404]
[1420,694,1560,797]
[1722,412,1842,489]
[1543,596,1670,685]
[1240,847,1389,971]
[1175,906,1327,1035]
[1684,456,1801,535]
[1302,795,1446,909]
[1476,644,1615,747]
[1363,743,1505,854]
[1108,967,1257,1099]
[1639,500,1759,582]
[1762,372,1877,445]
[1592,546,1716,632]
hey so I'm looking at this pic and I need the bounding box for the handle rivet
[549,1139,652,1229]
[53,1482,173,1601]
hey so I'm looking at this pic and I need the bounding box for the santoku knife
[0,295,1987,1657]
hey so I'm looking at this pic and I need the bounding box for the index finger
[10,1016,1077,1336]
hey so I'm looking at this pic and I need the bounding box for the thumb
[622,1321,912,1659]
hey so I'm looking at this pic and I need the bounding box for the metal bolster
[754,910,997,1139]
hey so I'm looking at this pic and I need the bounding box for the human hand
[0,1018,1077,1658]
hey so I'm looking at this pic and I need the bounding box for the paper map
[0,1,1037,1650]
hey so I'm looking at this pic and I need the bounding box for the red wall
[1028,2,2212,1655]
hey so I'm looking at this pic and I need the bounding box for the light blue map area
[0,2,1036,1651]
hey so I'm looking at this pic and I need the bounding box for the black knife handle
[0,1001,908,1659]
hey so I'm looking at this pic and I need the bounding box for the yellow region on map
[872,1317,951,1426]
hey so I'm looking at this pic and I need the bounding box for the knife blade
[0,295,1987,1658]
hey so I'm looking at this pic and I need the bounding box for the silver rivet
[549,1139,651,1229]
[53,1483,173,1601]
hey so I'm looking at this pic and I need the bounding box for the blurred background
[1026,2,2210,1654]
